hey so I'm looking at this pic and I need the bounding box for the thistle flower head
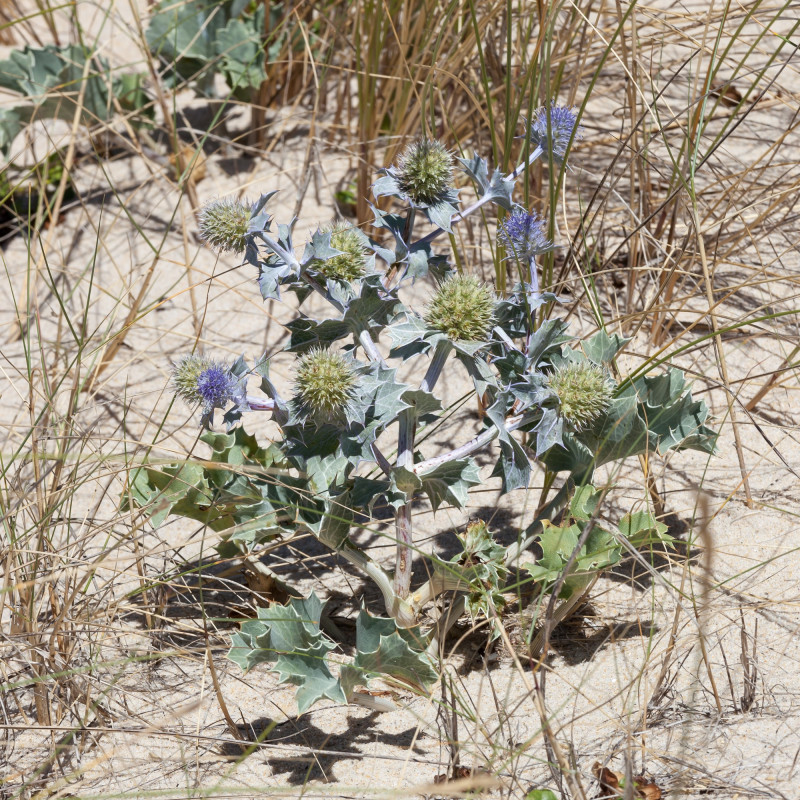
[528,104,582,163]
[425,274,495,343]
[319,222,369,281]
[396,139,454,206]
[498,209,554,260]
[198,197,252,254]
[171,355,241,412]
[547,361,613,431]
[294,348,360,420]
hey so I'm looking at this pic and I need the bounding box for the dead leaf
[633,778,662,800]
[169,144,207,183]
[592,762,662,799]
[592,762,622,797]
[710,80,743,108]
[434,765,492,786]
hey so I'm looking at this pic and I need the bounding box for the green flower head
[294,348,360,420]
[198,197,252,254]
[548,361,613,431]
[318,222,369,281]
[425,274,495,343]
[396,139,454,206]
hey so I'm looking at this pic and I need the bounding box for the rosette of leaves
[435,521,509,639]
[228,593,437,713]
[520,484,673,631]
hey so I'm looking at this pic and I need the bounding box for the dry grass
[1,0,799,797]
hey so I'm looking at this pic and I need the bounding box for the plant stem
[422,339,452,391]
[338,539,414,627]
[245,395,275,411]
[394,412,415,599]
[413,409,537,474]
[393,340,452,600]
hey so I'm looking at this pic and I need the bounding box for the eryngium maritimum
[198,197,252,254]
[548,361,612,431]
[425,274,495,343]
[319,222,369,281]
[498,209,554,260]
[528,104,582,163]
[294,348,359,419]
[396,139,454,205]
[172,355,239,411]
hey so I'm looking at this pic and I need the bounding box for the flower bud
[198,197,252,254]
[319,222,369,281]
[396,139,454,206]
[171,355,240,411]
[425,274,495,343]
[294,348,359,419]
[498,209,554,260]
[528,104,582,163]
[548,361,612,431]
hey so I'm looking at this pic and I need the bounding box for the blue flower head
[528,104,582,163]
[498,209,554,260]
[171,355,242,414]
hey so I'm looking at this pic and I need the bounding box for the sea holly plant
[127,104,716,713]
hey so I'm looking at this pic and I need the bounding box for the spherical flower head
[294,348,359,420]
[548,361,613,431]
[498,209,553,260]
[396,139,454,206]
[529,103,582,163]
[171,355,240,411]
[425,274,495,343]
[198,197,252,254]
[319,222,369,281]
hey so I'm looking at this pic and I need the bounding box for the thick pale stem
[245,395,275,411]
[394,340,451,600]
[358,329,387,367]
[393,503,414,600]
[394,408,415,599]
[421,339,451,392]
[413,409,536,475]
[338,539,415,627]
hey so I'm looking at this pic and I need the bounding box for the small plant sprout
[197,196,252,254]
[548,361,613,431]
[425,274,495,343]
[130,100,717,714]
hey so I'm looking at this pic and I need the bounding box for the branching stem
[415,145,544,249]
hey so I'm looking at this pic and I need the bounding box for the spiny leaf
[418,458,481,511]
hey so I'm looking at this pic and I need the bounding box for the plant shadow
[220,713,426,784]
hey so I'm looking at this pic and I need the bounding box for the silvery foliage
[128,111,716,713]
